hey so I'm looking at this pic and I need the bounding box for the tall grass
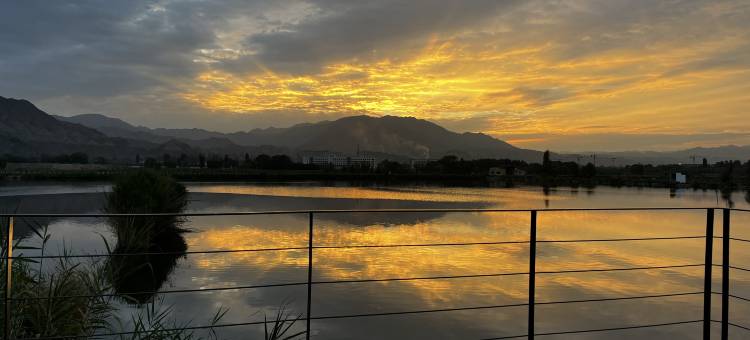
[0,220,224,339]
[0,220,113,338]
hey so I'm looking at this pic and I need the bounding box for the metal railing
[1,207,749,339]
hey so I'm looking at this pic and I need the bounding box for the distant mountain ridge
[57,113,543,161]
[0,96,151,158]
[0,96,259,161]
[5,95,750,165]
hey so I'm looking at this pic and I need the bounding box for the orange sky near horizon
[180,7,750,149]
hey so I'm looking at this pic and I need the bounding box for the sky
[1,0,749,152]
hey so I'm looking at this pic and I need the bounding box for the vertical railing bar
[528,210,537,340]
[721,209,730,340]
[703,208,714,340]
[306,212,313,340]
[4,216,13,340]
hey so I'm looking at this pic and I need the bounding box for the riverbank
[2,168,749,192]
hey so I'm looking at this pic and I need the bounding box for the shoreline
[2,168,749,193]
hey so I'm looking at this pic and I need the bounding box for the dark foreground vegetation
[0,170,304,339]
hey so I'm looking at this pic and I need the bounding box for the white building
[674,172,687,184]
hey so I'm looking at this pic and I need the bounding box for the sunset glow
[4,1,750,150]
[185,33,750,142]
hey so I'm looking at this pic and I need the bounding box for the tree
[178,153,188,167]
[198,154,206,168]
[721,161,734,183]
[163,154,176,168]
[378,160,407,174]
[254,154,271,168]
[702,158,708,167]
[269,154,294,169]
[70,152,89,164]
[629,164,645,176]
[581,163,596,178]
[542,150,553,176]
[439,155,458,163]
[144,157,159,169]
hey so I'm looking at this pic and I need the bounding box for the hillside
[57,113,543,161]
[0,96,149,159]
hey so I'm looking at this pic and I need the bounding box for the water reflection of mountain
[187,192,493,226]
[0,191,492,238]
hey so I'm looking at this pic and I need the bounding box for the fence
[2,207,750,339]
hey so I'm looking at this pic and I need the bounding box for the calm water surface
[1,182,750,339]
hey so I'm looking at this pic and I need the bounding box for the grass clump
[104,169,188,249]
[103,170,189,304]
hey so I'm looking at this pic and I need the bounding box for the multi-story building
[300,151,376,169]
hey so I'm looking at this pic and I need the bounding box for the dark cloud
[241,0,522,74]
[0,0,300,99]
[0,1,212,98]
[486,87,574,107]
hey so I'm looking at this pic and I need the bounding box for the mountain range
[3,95,750,165]
[2,96,542,162]
[57,112,543,160]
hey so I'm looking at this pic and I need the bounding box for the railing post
[4,216,13,340]
[721,209,730,340]
[528,210,537,340]
[306,212,313,340]
[703,208,714,340]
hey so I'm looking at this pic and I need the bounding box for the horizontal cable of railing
[711,264,750,272]
[711,291,750,303]
[9,235,706,260]
[8,241,531,260]
[730,294,750,303]
[712,320,750,332]
[0,206,719,218]
[482,320,703,340]
[730,237,750,243]
[7,263,703,302]
[17,293,707,340]
[728,322,750,332]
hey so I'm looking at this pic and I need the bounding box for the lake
[1,181,749,339]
